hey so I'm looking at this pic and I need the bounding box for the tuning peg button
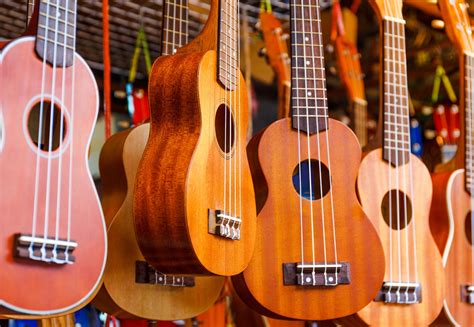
[258,47,267,57]
[282,33,290,41]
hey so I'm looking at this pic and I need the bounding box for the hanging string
[103,0,111,139]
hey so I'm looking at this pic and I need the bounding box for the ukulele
[231,0,385,320]
[133,0,256,276]
[429,0,474,325]
[94,1,225,319]
[335,35,368,147]
[350,1,445,325]
[258,10,291,119]
[1,0,106,315]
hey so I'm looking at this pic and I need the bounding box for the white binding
[0,36,107,316]
[442,168,463,326]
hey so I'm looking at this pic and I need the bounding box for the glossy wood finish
[440,169,474,326]
[0,37,106,315]
[94,123,224,320]
[232,118,385,321]
[134,49,256,276]
[354,149,445,326]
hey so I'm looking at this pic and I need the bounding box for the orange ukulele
[258,8,291,119]
[429,0,474,325]
[1,0,106,315]
[133,0,256,276]
[334,19,369,147]
[94,1,224,319]
[232,0,385,321]
[349,1,445,326]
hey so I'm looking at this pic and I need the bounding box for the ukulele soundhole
[381,190,413,230]
[27,100,67,152]
[215,104,235,155]
[465,212,473,246]
[292,160,331,200]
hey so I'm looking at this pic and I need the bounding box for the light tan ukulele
[429,0,474,325]
[346,0,445,326]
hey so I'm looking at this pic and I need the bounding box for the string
[41,0,63,262]
[222,0,228,227]
[232,0,238,234]
[317,0,339,283]
[65,0,78,262]
[238,0,243,233]
[468,54,474,285]
[299,0,318,283]
[53,0,72,264]
[383,3,394,301]
[394,11,412,300]
[30,0,54,259]
[291,0,305,283]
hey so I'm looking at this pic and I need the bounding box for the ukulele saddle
[13,233,77,264]
[283,262,351,287]
[375,281,422,304]
[208,209,241,240]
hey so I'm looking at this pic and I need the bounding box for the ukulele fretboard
[382,18,410,167]
[290,0,328,134]
[35,0,76,67]
[464,53,474,193]
[217,0,239,90]
[161,0,189,56]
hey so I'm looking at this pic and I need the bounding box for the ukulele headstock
[335,37,365,102]
[439,0,474,53]
[370,0,403,21]
[258,12,290,82]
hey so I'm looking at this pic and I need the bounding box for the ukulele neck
[35,0,77,67]
[353,98,368,147]
[381,17,411,167]
[161,0,189,56]
[217,0,239,91]
[464,52,474,193]
[290,0,329,134]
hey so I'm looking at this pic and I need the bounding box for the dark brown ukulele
[133,0,256,276]
[232,0,385,321]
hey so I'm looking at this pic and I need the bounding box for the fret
[217,0,239,90]
[161,0,189,56]
[384,138,410,146]
[384,145,410,152]
[35,0,76,67]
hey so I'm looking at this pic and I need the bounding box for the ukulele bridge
[208,209,241,240]
[13,233,77,264]
[135,261,195,287]
[283,262,350,287]
[461,285,474,304]
[375,281,421,304]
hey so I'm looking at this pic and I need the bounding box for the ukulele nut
[375,281,421,304]
[208,209,241,240]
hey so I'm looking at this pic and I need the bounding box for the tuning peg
[273,27,282,35]
[255,21,261,30]
[258,47,267,57]
[281,33,290,41]
[326,44,334,54]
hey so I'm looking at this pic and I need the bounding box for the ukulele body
[133,50,256,276]
[94,123,225,320]
[430,169,474,326]
[232,118,385,320]
[0,37,106,315]
[354,149,444,326]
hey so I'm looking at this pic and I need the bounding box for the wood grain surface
[439,169,474,326]
[134,50,256,276]
[94,123,224,320]
[0,37,106,315]
[354,149,445,326]
[233,118,385,321]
